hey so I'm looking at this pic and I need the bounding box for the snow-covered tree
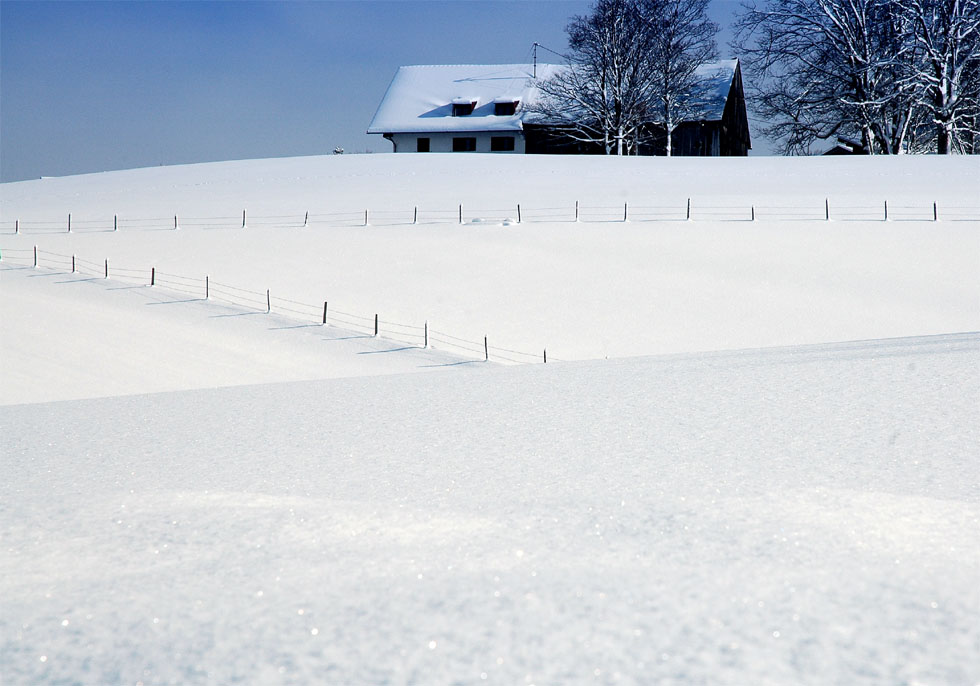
[734,0,914,154]
[531,0,718,156]
[644,0,719,156]
[897,0,980,153]
[734,0,979,154]
[532,0,656,155]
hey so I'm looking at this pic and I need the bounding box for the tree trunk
[937,122,951,154]
[861,125,876,155]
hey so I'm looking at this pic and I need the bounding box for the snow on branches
[529,0,719,156]
[734,0,980,154]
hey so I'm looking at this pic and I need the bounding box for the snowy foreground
[1,154,979,684]
[2,334,979,684]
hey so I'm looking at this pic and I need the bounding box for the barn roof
[694,59,739,121]
[366,60,739,134]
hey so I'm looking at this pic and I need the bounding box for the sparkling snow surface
[2,335,978,684]
[1,154,978,684]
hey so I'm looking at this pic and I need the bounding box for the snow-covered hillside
[2,155,978,379]
[1,154,978,684]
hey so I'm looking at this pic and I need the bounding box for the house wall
[387,132,525,154]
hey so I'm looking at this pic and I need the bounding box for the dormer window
[494,100,519,116]
[451,98,476,116]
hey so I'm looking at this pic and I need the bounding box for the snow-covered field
[1,154,978,684]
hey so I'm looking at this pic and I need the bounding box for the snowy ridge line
[0,248,548,364]
[5,200,979,233]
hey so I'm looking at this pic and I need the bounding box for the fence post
[206,276,209,299]
[751,205,755,221]
[575,200,579,222]
[364,209,368,226]
[424,320,428,348]
[322,301,328,325]
[151,267,155,286]
[242,209,247,228]
[517,204,521,223]
[304,211,309,227]
[374,314,379,337]
[686,198,691,221]
[266,289,271,313]
[104,259,108,279]
[114,214,118,232]
[15,220,19,234]
[934,202,938,222]
[484,337,489,361]
[68,213,71,233]
[884,200,889,221]
[624,202,628,222]
[72,255,75,273]
[825,198,830,221]
[459,204,463,224]
[544,349,547,364]
[33,245,37,268]
[174,215,179,230]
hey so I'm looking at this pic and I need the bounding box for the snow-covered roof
[367,64,563,134]
[695,59,738,121]
[367,60,738,134]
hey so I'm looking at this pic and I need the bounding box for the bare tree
[897,0,980,153]
[734,0,911,154]
[531,0,718,156]
[644,0,719,156]
[734,0,979,154]
[532,0,656,155]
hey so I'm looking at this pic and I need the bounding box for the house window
[494,101,518,116]
[452,102,475,116]
[452,137,477,152]
[490,136,515,152]
[417,137,430,152]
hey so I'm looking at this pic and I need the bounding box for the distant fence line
[0,246,548,365]
[3,198,980,234]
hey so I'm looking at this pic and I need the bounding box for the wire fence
[0,246,550,365]
[3,198,978,234]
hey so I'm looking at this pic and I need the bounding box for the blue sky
[1,0,746,182]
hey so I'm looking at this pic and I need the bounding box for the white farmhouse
[367,61,750,156]
[366,64,561,154]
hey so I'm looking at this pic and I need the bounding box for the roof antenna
[533,42,538,79]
